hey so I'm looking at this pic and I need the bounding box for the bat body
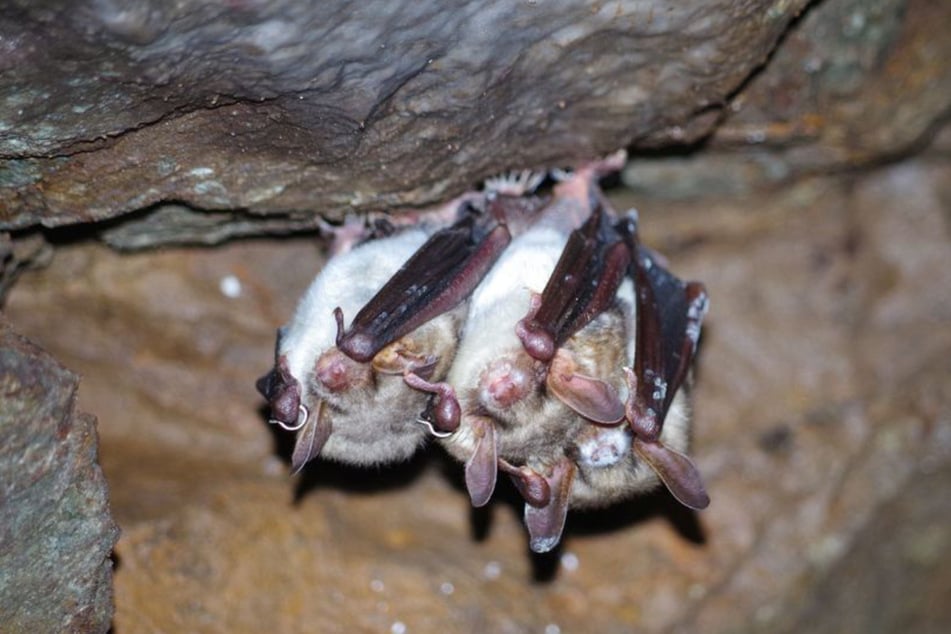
[257,153,711,553]
[434,168,611,510]
[259,228,439,469]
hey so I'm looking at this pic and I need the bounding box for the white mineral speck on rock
[219,275,242,298]
[391,621,407,634]
[560,552,579,571]
[483,560,502,579]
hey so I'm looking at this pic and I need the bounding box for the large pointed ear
[337,213,511,363]
[290,402,331,474]
[632,438,709,510]
[464,416,498,508]
[546,349,625,424]
[523,458,576,553]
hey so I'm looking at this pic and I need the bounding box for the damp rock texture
[4,142,951,631]
[0,320,119,633]
[0,0,809,242]
[623,0,951,197]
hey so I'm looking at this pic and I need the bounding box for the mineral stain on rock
[0,320,119,633]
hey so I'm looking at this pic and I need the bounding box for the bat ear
[464,417,498,507]
[632,438,709,510]
[547,350,625,424]
[291,402,331,474]
[258,356,304,429]
[523,458,575,553]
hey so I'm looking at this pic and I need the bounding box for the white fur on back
[280,230,427,384]
[448,224,568,388]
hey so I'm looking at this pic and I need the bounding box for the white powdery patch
[686,293,709,350]
[652,375,668,403]
[482,560,502,579]
[219,274,242,298]
[560,551,579,571]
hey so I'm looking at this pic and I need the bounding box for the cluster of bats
[256,152,710,553]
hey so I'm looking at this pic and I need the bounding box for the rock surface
[623,0,951,198]
[1,0,807,238]
[4,144,950,632]
[0,319,119,633]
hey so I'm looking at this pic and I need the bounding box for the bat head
[477,352,539,413]
[315,347,372,394]
[256,354,307,431]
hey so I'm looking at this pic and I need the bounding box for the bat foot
[483,169,547,197]
[403,372,461,433]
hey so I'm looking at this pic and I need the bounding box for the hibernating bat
[257,152,710,553]
[256,184,552,472]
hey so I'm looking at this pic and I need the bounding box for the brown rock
[0,0,807,240]
[0,319,119,633]
[4,148,950,631]
[623,0,951,197]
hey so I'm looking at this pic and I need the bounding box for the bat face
[257,228,434,470]
[258,152,710,554]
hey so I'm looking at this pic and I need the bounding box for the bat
[415,156,708,552]
[257,153,710,555]
[509,213,710,552]
[256,196,515,472]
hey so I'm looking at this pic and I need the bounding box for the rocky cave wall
[1,0,950,632]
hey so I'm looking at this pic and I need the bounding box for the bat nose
[255,371,273,398]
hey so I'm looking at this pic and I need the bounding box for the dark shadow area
[566,488,707,546]
[35,200,326,250]
[291,444,434,504]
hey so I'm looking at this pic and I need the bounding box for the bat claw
[415,416,454,438]
[268,403,310,432]
[403,372,461,433]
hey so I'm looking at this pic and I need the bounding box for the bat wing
[464,416,498,507]
[622,227,710,510]
[517,200,630,363]
[290,401,332,474]
[629,247,709,441]
[336,211,512,362]
[522,458,575,553]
